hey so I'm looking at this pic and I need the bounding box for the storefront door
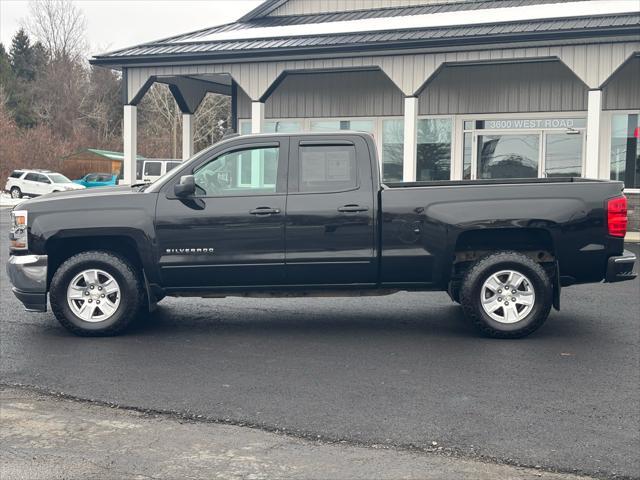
[464,117,586,180]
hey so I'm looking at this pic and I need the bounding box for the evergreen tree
[10,29,37,81]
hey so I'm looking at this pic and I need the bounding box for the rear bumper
[605,250,637,283]
[6,254,48,312]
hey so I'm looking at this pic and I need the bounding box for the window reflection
[382,119,403,182]
[545,133,583,177]
[478,134,539,179]
[417,119,451,181]
[610,113,639,189]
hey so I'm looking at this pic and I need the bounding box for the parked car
[74,173,118,188]
[6,132,636,338]
[139,159,183,183]
[4,169,85,199]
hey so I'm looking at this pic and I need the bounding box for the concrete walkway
[1,386,593,480]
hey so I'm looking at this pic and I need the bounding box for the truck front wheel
[459,251,552,339]
[50,251,145,336]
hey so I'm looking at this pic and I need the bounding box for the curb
[625,232,640,243]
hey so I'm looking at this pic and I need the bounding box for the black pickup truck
[7,132,637,338]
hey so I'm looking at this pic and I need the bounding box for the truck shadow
[126,297,590,341]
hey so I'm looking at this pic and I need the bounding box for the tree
[10,29,37,81]
[0,43,14,88]
[4,30,48,128]
[83,66,122,143]
[26,0,87,61]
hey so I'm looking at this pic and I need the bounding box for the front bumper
[6,254,48,312]
[605,250,637,283]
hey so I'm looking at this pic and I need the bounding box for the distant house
[62,149,146,180]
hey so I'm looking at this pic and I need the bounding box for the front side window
[298,145,357,193]
[194,146,279,196]
[610,113,639,189]
[37,174,51,184]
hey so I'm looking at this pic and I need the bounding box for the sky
[0,0,262,56]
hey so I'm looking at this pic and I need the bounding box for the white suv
[4,169,85,199]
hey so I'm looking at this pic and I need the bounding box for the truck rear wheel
[459,251,552,338]
[50,251,144,336]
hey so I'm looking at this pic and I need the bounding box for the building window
[544,132,583,177]
[239,120,303,134]
[382,119,403,182]
[417,118,452,181]
[463,132,472,180]
[309,119,374,133]
[610,113,639,189]
[477,134,540,179]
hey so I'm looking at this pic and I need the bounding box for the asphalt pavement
[1,207,638,479]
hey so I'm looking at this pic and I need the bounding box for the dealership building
[91,0,640,226]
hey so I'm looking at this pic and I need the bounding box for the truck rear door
[285,135,377,285]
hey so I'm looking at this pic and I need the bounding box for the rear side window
[10,170,24,178]
[24,173,39,182]
[299,145,357,193]
[97,174,112,182]
[86,174,98,182]
[144,162,162,176]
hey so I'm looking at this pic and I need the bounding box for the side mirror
[174,175,195,197]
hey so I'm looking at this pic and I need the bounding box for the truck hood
[15,185,149,210]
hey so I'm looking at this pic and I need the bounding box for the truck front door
[155,139,288,288]
[285,135,377,285]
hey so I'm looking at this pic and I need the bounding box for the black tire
[10,187,22,199]
[50,251,145,336]
[459,251,552,339]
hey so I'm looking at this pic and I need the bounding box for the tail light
[607,196,628,238]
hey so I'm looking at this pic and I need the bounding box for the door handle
[250,206,281,215]
[337,204,368,213]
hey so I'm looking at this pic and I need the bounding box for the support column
[251,101,265,134]
[182,113,194,160]
[123,105,137,185]
[403,97,418,182]
[585,89,602,179]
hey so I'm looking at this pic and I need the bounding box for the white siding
[419,61,589,115]
[267,0,470,16]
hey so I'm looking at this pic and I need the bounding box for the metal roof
[90,0,640,67]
